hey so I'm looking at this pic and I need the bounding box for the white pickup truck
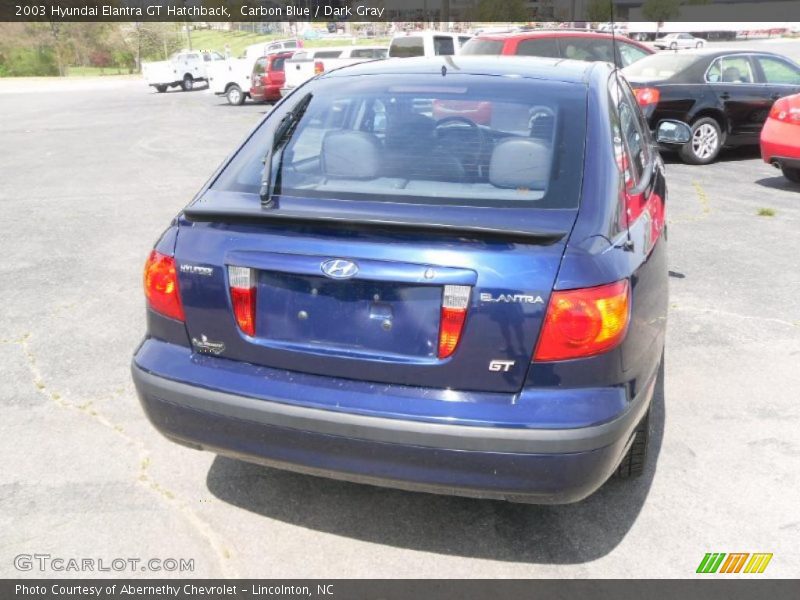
[142,50,224,93]
[280,46,387,97]
[207,57,256,106]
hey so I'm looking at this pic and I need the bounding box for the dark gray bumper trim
[132,363,651,454]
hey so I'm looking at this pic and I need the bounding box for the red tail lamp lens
[228,266,256,336]
[438,285,470,359]
[143,250,184,322]
[633,87,660,107]
[769,97,800,124]
[534,280,630,362]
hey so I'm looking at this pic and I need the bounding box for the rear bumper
[132,339,655,503]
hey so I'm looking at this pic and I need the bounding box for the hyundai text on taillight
[534,280,630,362]
[143,250,184,322]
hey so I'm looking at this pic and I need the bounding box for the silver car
[654,33,706,50]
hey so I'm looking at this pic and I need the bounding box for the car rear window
[390,37,424,58]
[270,56,287,71]
[314,50,343,59]
[351,48,388,59]
[252,58,268,75]
[460,39,505,55]
[433,36,455,56]
[623,53,700,81]
[212,74,587,209]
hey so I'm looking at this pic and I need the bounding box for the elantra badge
[321,259,359,279]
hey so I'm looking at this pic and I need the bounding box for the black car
[623,49,800,164]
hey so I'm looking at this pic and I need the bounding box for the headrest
[322,131,381,179]
[722,67,741,82]
[489,138,552,190]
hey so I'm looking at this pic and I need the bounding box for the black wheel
[679,117,724,165]
[155,84,167,93]
[614,359,662,479]
[670,42,678,50]
[781,165,800,183]
[181,75,194,91]
[226,84,245,106]
[696,41,703,48]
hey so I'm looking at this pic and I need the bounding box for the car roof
[474,30,632,41]
[324,55,599,85]
[658,48,789,59]
[391,31,463,38]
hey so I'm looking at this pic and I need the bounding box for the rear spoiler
[183,192,574,244]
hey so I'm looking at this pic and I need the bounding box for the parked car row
[144,32,800,182]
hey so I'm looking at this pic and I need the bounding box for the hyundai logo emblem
[321,259,359,279]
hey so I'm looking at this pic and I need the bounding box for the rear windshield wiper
[260,93,313,208]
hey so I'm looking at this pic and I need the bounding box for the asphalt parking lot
[1,41,799,578]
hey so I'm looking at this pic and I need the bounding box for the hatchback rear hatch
[176,72,587,394]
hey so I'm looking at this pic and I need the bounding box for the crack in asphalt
[671,306,800,329]
[2,333,239,577]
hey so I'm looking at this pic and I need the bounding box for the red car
[461,30,654,68]
[761,93,800,183]
[250,52,293,104]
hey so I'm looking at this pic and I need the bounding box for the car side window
[707,56,755,83]
[516,38,559,58]
[610,76,650,187]
[459,36,472,47]
[755,56,800,85]
[562,38,615,63]
[434,36,455,56]
[618,43,650,67]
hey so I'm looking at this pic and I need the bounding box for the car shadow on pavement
[205,375,665,564]
[660,145,763,165]
[755,176,800,192]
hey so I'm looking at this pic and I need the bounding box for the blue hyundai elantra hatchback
[132,56,683,503]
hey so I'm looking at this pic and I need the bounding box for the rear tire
[696,41,703,48]
[679,117,724,164]
[782,165,800,183]
[226,84,245,106]
[155,84,167,93]
[614,358,662,479]
[181,75,194,92]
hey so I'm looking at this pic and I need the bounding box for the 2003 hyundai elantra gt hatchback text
[132,56,688,503]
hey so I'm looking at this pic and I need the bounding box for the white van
[388,31,472,58]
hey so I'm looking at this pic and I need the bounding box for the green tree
[586,0,613,22]
[470,0,529,22]
[642,0,682,35]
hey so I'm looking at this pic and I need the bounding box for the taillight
[228,266,256,336]
[534,280,630,362]
[143,250,184,322]
[769,97,800,124]
[633,87,660,107]
[314,60,324,75]
[438,285,470,359]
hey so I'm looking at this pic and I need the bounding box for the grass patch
[757,208,776,217]
[66,66,132,77]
